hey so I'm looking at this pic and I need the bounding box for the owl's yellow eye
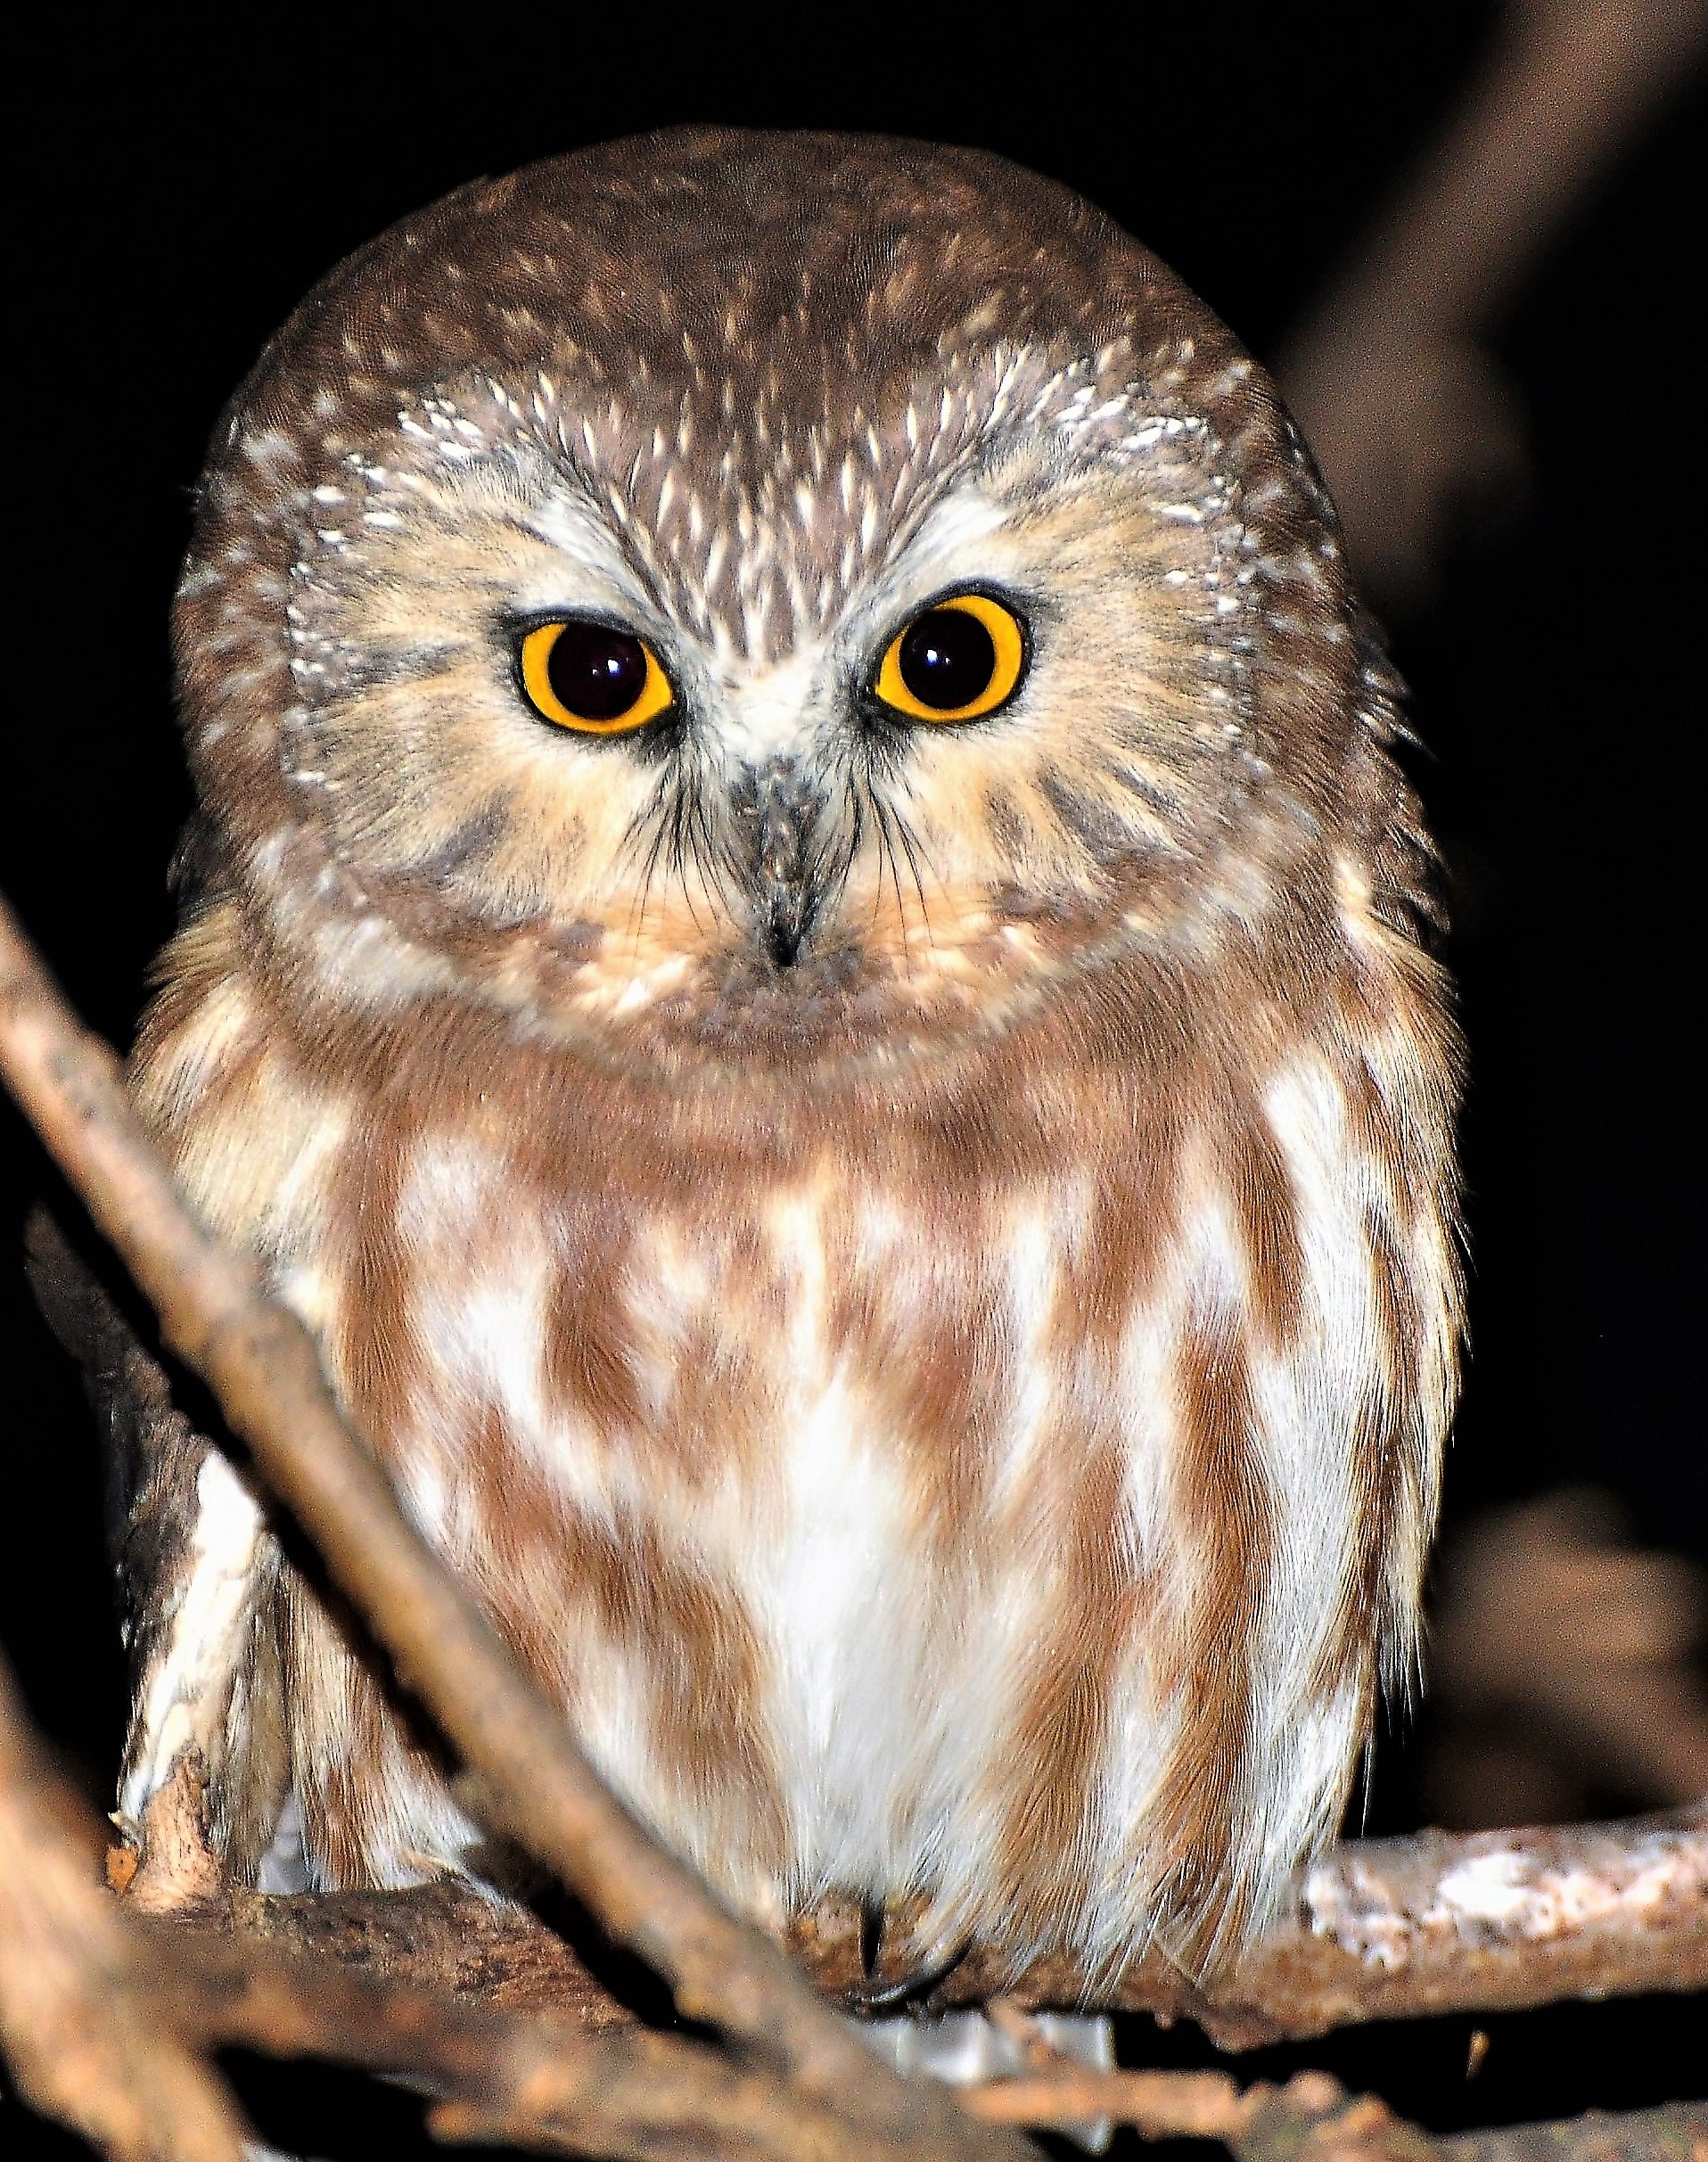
[519,619,675,734]
[874,592,1028,724]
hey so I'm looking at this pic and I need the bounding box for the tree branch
[1277,0,1708,607]
[9,1643,1698,2162]
[97,1797,1699,2054]
[965,1805,1708,2046]
[0,884,1027,2162]
[0,1651,250,2162]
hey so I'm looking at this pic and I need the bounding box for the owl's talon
[858,1895,884,1981]
[847,1932,972,2011]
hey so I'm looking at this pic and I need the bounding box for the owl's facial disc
[273,371,1290,1059]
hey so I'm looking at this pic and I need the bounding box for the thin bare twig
[953,2010,1707,2158]
[0,887,1025,2162]
[959,2043,1705,2158]
[1279,0,1708,605]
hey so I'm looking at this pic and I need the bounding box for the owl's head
[177,130,1389,1081]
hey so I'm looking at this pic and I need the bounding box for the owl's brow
[456,369,1054,657]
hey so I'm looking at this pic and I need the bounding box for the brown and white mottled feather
[119,129,1460,1979]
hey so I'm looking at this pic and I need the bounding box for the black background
[4,11,1702,2150]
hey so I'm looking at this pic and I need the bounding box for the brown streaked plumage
[112,127,1461,1981]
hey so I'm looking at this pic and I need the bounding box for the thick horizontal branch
[149,1798,1704,2053]
[15,1761,1695,2162]
[960,1804,1708,2045]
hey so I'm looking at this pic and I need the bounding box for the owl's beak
[746,760,817,970]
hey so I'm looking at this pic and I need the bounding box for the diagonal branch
[0,885,1025,2162]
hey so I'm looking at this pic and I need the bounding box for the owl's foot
[847,1897,969,2009]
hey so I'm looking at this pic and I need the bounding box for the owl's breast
[368,1130,1112,1903]
[131,949,1457,1965]
[302,1053,1423,1961]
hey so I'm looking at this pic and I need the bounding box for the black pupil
[546,621,650,720]
[897,607,998,711]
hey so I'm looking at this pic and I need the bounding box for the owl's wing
[26,1209,291,1891]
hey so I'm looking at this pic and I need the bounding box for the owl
[106,128,1461,1985]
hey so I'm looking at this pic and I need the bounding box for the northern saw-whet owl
[111,129,1462,1984]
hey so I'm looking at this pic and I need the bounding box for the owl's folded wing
[25,1208,290,1895]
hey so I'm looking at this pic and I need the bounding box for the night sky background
[4,10,1702,2150]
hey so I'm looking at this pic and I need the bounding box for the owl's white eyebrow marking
[877,478,1011,588]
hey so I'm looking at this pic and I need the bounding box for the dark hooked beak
[750,762,817,970]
